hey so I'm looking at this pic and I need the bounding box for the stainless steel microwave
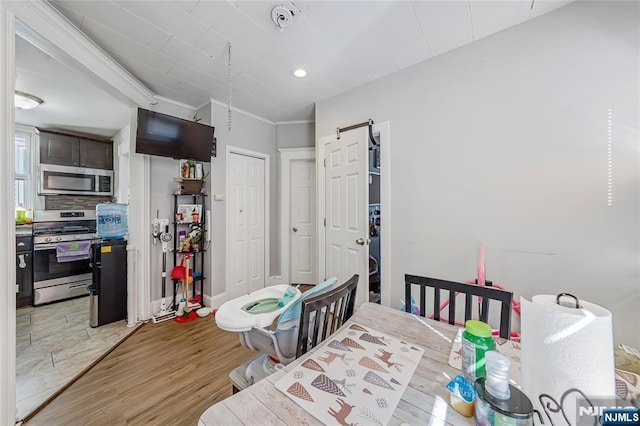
[39,164,113,196]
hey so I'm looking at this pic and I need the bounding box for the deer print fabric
[275,323,425,425]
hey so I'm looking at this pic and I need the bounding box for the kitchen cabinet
[16,236,33,308]
[40,130,113,170]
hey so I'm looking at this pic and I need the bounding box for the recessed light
[293,68,307,78]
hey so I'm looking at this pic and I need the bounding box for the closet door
[290,159,316,284]
[228,152,265,298]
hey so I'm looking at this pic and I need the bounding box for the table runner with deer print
[274,322,425,426]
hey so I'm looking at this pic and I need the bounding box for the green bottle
[461,320,495,379]
[16,204,26,225]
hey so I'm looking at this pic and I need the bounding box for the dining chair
[404,274,513,338]
[296,274,359,357]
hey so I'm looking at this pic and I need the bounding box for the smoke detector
[272,5,294,32]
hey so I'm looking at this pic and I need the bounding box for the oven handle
[34,241,99,251]
[35,244,58,251]
[68,283,89,290]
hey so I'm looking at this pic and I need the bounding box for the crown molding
[275,120,315,125]
[209,97,275,126]
[154,95,197,112]
[10,0,156,108]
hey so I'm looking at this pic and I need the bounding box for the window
[14,130,32,210]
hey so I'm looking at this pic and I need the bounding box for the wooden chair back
[296,274,359,358]
[404,274,513,338]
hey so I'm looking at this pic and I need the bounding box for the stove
[32,210,99,306]
[33,220,97,244]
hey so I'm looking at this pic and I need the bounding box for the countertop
[16,224,33,236]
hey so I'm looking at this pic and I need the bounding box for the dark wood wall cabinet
[39,129,113,170]
[16,236,33,308]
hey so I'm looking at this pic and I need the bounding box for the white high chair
[215,277,340,385]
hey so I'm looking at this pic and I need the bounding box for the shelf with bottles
[172,191,207,309]
[174,161,208,195]
[177,223,204,252]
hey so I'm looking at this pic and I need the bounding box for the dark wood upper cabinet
[39,132,80,167]
[39,130,113,170]
[79,139,113,169]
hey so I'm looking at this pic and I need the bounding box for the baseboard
[149,298,172,316]
[203,293,213,308]
[150,292,232,312]
[209,292,229,309]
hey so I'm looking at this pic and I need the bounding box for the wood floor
[25,314,256,425]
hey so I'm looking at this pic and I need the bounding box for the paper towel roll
[521,295,615,424]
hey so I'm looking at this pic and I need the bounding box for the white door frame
[317,121,391,306]
[279,147,315,285]
[0,5,17,423]
[225,145,270,296]
[1,3,156,423]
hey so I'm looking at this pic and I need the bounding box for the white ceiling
[15,35,129,137]
[48,0,573,124]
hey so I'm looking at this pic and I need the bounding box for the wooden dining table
[199,302,475,425]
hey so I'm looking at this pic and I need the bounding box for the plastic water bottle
[96,203,128,239]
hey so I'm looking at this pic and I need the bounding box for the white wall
[112,123,129,204]
[202,100,278,304]
[316,1,639,346]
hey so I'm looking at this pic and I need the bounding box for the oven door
[33,242,94,284]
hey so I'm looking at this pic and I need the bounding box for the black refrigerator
[90,238,127,327]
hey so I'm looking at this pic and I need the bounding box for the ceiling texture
[48,0,572,124]
[15,35,130,137]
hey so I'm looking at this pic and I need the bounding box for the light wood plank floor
[25,314,256,425]
[16,296,138,420]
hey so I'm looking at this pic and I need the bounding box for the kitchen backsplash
[45,195,114,210]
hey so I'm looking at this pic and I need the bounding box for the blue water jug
[96,203,128,239]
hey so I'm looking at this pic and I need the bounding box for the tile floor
[16,296,139,420]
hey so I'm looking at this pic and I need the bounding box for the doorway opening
[279,147,316,286]
[368,133,381,304]
[317,121,390,308]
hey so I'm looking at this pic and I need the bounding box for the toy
[175,254,197,323]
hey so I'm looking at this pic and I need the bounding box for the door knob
[292,227,298,232]
[18,254,26,269]
[355,238,365,246]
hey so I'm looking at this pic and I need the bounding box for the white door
[324,128,369,306]
[290,159,316,284]
[228,152,265,298]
